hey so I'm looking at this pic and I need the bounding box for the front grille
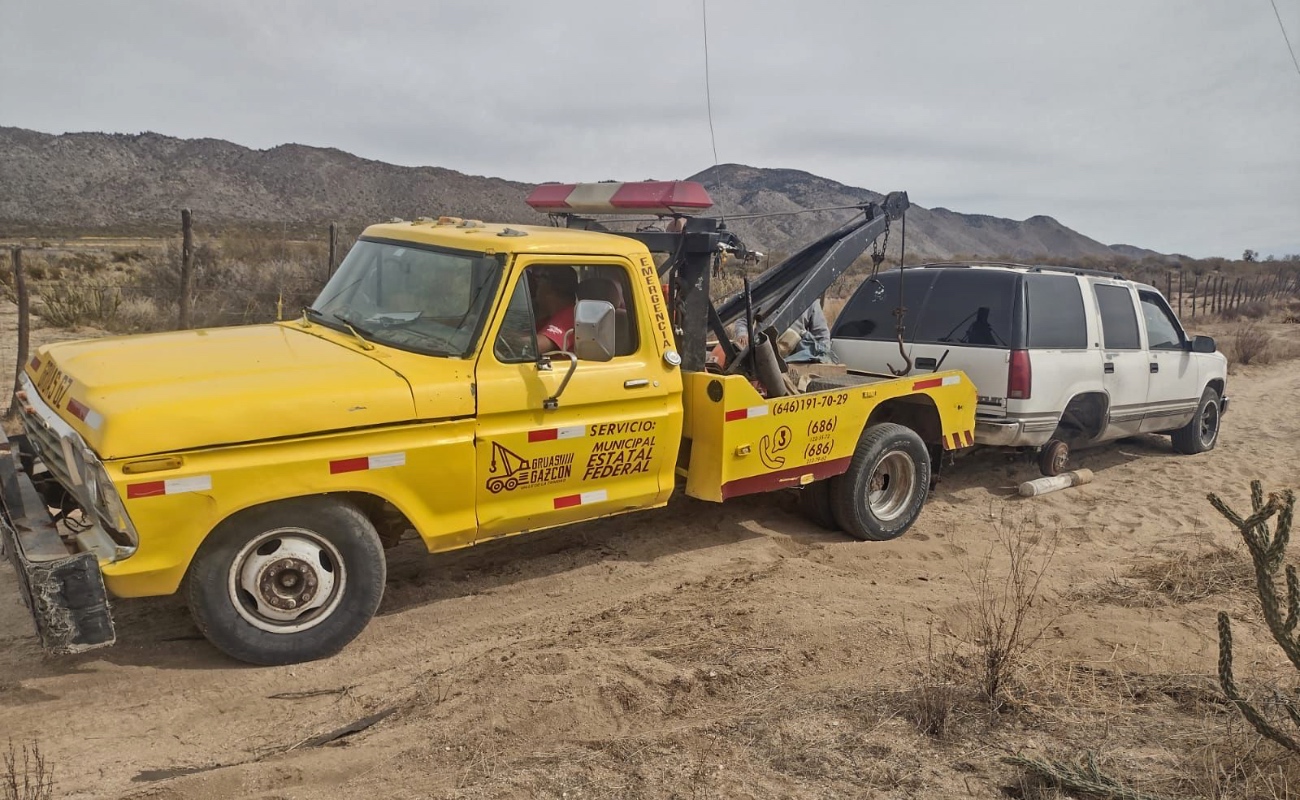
[20,404,81,491]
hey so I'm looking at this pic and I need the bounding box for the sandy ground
[2,307,1299,799]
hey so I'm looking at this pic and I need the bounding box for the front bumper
[0,430,115,654]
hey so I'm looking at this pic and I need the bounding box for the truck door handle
[915,357,938,370]
[1150,362,1159,373]
[1104,362,1115,374]
[624,379,650,389]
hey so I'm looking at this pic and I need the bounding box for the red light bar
[526,181,714,215]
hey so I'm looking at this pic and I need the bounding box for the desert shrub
[962,513,1060,708]
[1230,320,1272,365]
[127,239,326,330]
[3,740,54,800]
[1222,300,1269,321]
[33,281,122,328]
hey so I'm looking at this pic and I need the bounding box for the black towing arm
[592,191,908,374]
[0,429,115,654]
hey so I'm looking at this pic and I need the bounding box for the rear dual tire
[829,423,931,541]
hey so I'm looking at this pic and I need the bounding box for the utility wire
[1270,0,1300,78]
[702,0,720,167]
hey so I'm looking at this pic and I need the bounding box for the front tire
[185,498,386,666]
[831,423,931,541]
[1171,386,1221,455]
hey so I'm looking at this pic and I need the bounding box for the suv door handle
[1150,362,1159,373]
[915,356,938,370]
[1104,362,1115,374]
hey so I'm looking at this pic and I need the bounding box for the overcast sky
[3,1,1298,258]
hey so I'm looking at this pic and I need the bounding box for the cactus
[1208,481,1300,753]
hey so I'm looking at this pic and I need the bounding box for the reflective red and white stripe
[127,475,212,499]
[553,489,608,509]
[724,405,769,422]
[528,425,585,443]
[912,375,962,391]
[944,430,975,450]
[525,181,714,215]
[329,452,406,474]
[66,397,104,430]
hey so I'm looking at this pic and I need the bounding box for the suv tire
[1171,386,1221,455]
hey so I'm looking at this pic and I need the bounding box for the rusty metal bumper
[0,430,115,654]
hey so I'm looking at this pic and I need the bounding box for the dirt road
[2,321,1297,799]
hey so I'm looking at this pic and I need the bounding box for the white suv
[831,263,1229,475]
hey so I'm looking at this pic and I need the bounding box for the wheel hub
[229,529,345,633]
[257,557,320,611]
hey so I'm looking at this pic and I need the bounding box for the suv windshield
[310,238,503,357]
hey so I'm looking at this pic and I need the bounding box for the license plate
[34,363,73,409]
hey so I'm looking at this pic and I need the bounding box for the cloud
[2,0,1296,257]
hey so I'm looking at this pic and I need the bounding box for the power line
[1270,0,1300,78]
[702,0,720,167]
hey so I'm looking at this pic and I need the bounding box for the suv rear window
[832,271,935,341]
[1025,274,1087,349]
[911,270,1017,347]
[834,268,1018,347]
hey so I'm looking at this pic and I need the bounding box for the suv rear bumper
[0,431,115,654]
[974,416,1057,448]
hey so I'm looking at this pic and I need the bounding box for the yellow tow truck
[0,181,976,665]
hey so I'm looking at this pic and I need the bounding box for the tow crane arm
[530,181,908,377]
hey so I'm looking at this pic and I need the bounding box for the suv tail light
[1008,349,1032,400]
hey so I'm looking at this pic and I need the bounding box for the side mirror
[1191,335,1217,354]
[573,299,616,362]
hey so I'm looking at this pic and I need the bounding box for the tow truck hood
[27,324,467,459]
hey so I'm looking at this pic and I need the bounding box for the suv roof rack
[915,261,1124,280]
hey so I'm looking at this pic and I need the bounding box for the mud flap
[0,433,115,654]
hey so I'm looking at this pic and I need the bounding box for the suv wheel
[1171,386,1221,455]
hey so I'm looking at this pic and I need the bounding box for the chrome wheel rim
[867,451,916,522]
[228,528,346,634]
[1199,401,1219,446]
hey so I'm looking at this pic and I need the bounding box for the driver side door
[472,257,672,541]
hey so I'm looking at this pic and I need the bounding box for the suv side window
[1025,274,1087,349]
[1092,284,1141,350]
[912,270,1016,347]
[1139,291,1185,350]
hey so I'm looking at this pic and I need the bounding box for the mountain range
[0,127,1162,261]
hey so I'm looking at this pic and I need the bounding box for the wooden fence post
[178,208,194,330]
[1178,270,1185,315]
[8,248,29,418]
[1190,276,1198,318]
[328,222,337,281]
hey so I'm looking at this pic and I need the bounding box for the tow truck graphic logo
[486,442,575,493]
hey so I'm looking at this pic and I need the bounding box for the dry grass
[1230,320,1274,366]
[20,233,336,333]
[962,513,1060,708]
[1133,546,1255,603]
[3,741,53,800]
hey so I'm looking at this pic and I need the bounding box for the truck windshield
[310,238,503,357]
